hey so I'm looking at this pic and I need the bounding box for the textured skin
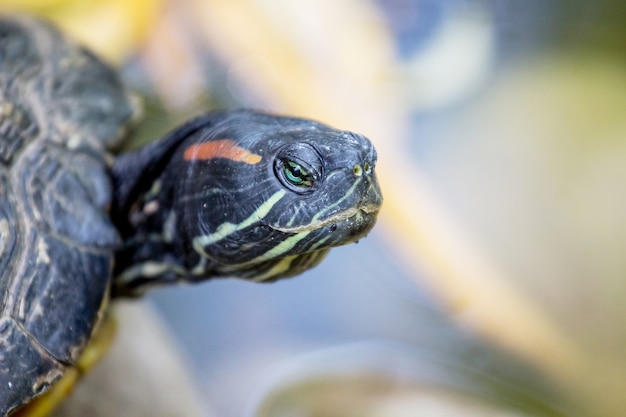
[0,16,136,415]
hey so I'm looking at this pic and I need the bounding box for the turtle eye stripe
[183,139,262,164]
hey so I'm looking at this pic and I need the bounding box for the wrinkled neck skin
[109,116,205,297]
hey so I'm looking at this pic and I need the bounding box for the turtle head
[112,110,381,294]
[179,111,382,281]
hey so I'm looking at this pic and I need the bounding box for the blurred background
[3,0,626,416]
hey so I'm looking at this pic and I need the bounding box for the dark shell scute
[11,233,111,364]
[0,317,64,416]
[0,18,42,87]
[0,99,39,165]
[15,143,119,247]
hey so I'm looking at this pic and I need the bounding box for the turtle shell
[0,16,137,415]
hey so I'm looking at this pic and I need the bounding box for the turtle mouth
[358,203,380,215]
[339,206,379,242]
[271,203,380,235]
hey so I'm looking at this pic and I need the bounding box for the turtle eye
[274,143,322,193]
[283,160,313,188]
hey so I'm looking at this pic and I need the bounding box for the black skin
[111,110,382,296]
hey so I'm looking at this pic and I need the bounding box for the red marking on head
[183,139,262,164]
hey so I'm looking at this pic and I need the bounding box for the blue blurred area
[149,229,433,359]
[377,0,560,63]
[149,229,564,416]
[377,0,445,58]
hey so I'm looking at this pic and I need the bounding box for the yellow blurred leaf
[0,0,163,63]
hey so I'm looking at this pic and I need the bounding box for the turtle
[0,15,382,416]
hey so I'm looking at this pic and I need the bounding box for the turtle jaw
[270,202,380,247]
[271,203,379,234]
[328,205,380,245]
